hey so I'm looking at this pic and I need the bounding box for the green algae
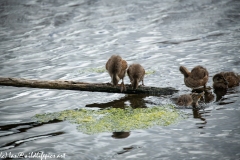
[79,67,155,75]
[79,67,106,74]
[35,105,186,134]
[145,70,155,75]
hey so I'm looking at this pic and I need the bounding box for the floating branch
[0,77,178,96]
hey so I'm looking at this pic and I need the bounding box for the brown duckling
[179,65,209,89]
[127,64,145,90]
[177,92,204,108]
[192,88,215,103]
[213,72,240,89]
[106,55,128,91]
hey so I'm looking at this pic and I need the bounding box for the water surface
[0,0,240,159]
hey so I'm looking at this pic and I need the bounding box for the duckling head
[213,73,228,89]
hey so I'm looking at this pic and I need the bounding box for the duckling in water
[106,55,128,91]
[177,92,204,108]
[127,64,145,90]
[179,65,209,89]
[213,72,240,89]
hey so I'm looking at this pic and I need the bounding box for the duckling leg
[120,79,126,92]
[142,79,145,86]
[139,79,145,88]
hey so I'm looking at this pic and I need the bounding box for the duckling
[179,65,209,89]
[192,88,214,103]
[106,55,128,91]
[213,73,228,89]
[213,72,239,89]
[127,64,145,90]
[203,90,215,103]
[177,92,204,108]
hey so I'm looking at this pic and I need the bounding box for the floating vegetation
[145,70,155,75]
[79,67,106,74]
[35,105,186,134]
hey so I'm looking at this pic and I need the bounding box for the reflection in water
[1,131,65,151]
[214,88,227,102]
[0,120,63,151]
[0,119,62,137]
[216,88,239,105]
[112,132,130,139]
[86,94,149,139]
[117,146,134,155]
[192,108,207,129]
[86,94,148,109]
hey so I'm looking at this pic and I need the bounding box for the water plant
[35,105,186,134]
[79,67,106,73]
[145,70,155,75]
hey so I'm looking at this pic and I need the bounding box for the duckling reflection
[192,108,207,128]
[112,132,130,139]
[179,65,209,89]
[214,88,227,102]
[106,55,128,92]
[213,72,240,102]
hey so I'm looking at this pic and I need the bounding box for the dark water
[0,0,240,159]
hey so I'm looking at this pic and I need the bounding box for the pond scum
[34,105,186,135]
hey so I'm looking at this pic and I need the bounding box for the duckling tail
[109,55,122,75]
[132,79,139,90]
[112,74,120,86]
[179,66,190,78]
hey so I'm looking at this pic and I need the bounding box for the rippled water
[0,0,240,159]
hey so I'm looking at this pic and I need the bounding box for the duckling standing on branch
[179,65,209,90]
[106,55,128,92]
[127,64,145,90]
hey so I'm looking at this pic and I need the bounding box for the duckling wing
[224,72,239,87]
[191,66,209,80]
[121,59,128,71]
[106,55,122,74]
[127,65,134,81]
